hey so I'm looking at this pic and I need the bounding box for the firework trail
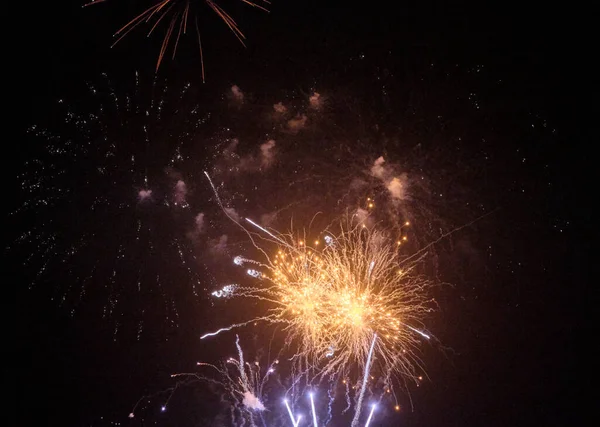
[245,217,291,247]
[85,0,271,76]
[309,392,318,427]
[284,398,302,426]
[351,333,377,427]
[364,404,377,427]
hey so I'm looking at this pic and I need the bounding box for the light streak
[284,399,301,427]
[200,322,252,339]
[351,333,377,427]
[245,217,290,246]
[364,404,376,427]
[204,171,225,209]
[309,392,318,427]
[407,325,431,340]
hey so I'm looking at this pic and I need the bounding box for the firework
[144,335,280,426]
[85,0,270,77]
[202,199,434,390]
[11,73,213,339]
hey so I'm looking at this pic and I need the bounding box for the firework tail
[351,333,377,427]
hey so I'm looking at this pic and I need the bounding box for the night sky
[12,1,589,426]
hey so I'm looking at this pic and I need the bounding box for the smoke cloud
[369,156,409,202]
[138,189,152,200]
[194,213,205,233]
[209,234,229,255]
[224,207,240,222]
[231,85,244,103]
[287,114,308,132]
[242,391,265,411]
[309,92,322,109]
[260,140,276,168]
[273,102,287,114]
[174,180,188,205]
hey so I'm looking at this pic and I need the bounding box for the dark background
[12,1,590,426]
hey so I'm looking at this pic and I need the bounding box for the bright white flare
[351,333,377,427]
[309,392,318,427]
[364,404,377,427]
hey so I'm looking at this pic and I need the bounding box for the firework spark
[85,0,271,77]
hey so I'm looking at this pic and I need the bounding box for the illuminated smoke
[242,391,265,411]
[354,207,372,227]
[194,213,205,233]
[273,102,287,114]
[231,85,244,103]
[210,234,229,254]
[309,92,322,109]
[260,211,278,226]
[224,207,240,222]
[370,156,387,179]
[138,189,152,200]
[386,176,406,200]
[287,114,308,132]
[219,139,277,173]
[370,157,408,201]
[260,139,276,168]
[187,212,206,243]
[174,180,188,205]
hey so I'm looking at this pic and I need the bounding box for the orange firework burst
[85,0,270,79]
[206,217,435,386]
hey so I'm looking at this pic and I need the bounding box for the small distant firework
[85,0,271,77]
[11,73,212,339]
[133,335,278,426]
